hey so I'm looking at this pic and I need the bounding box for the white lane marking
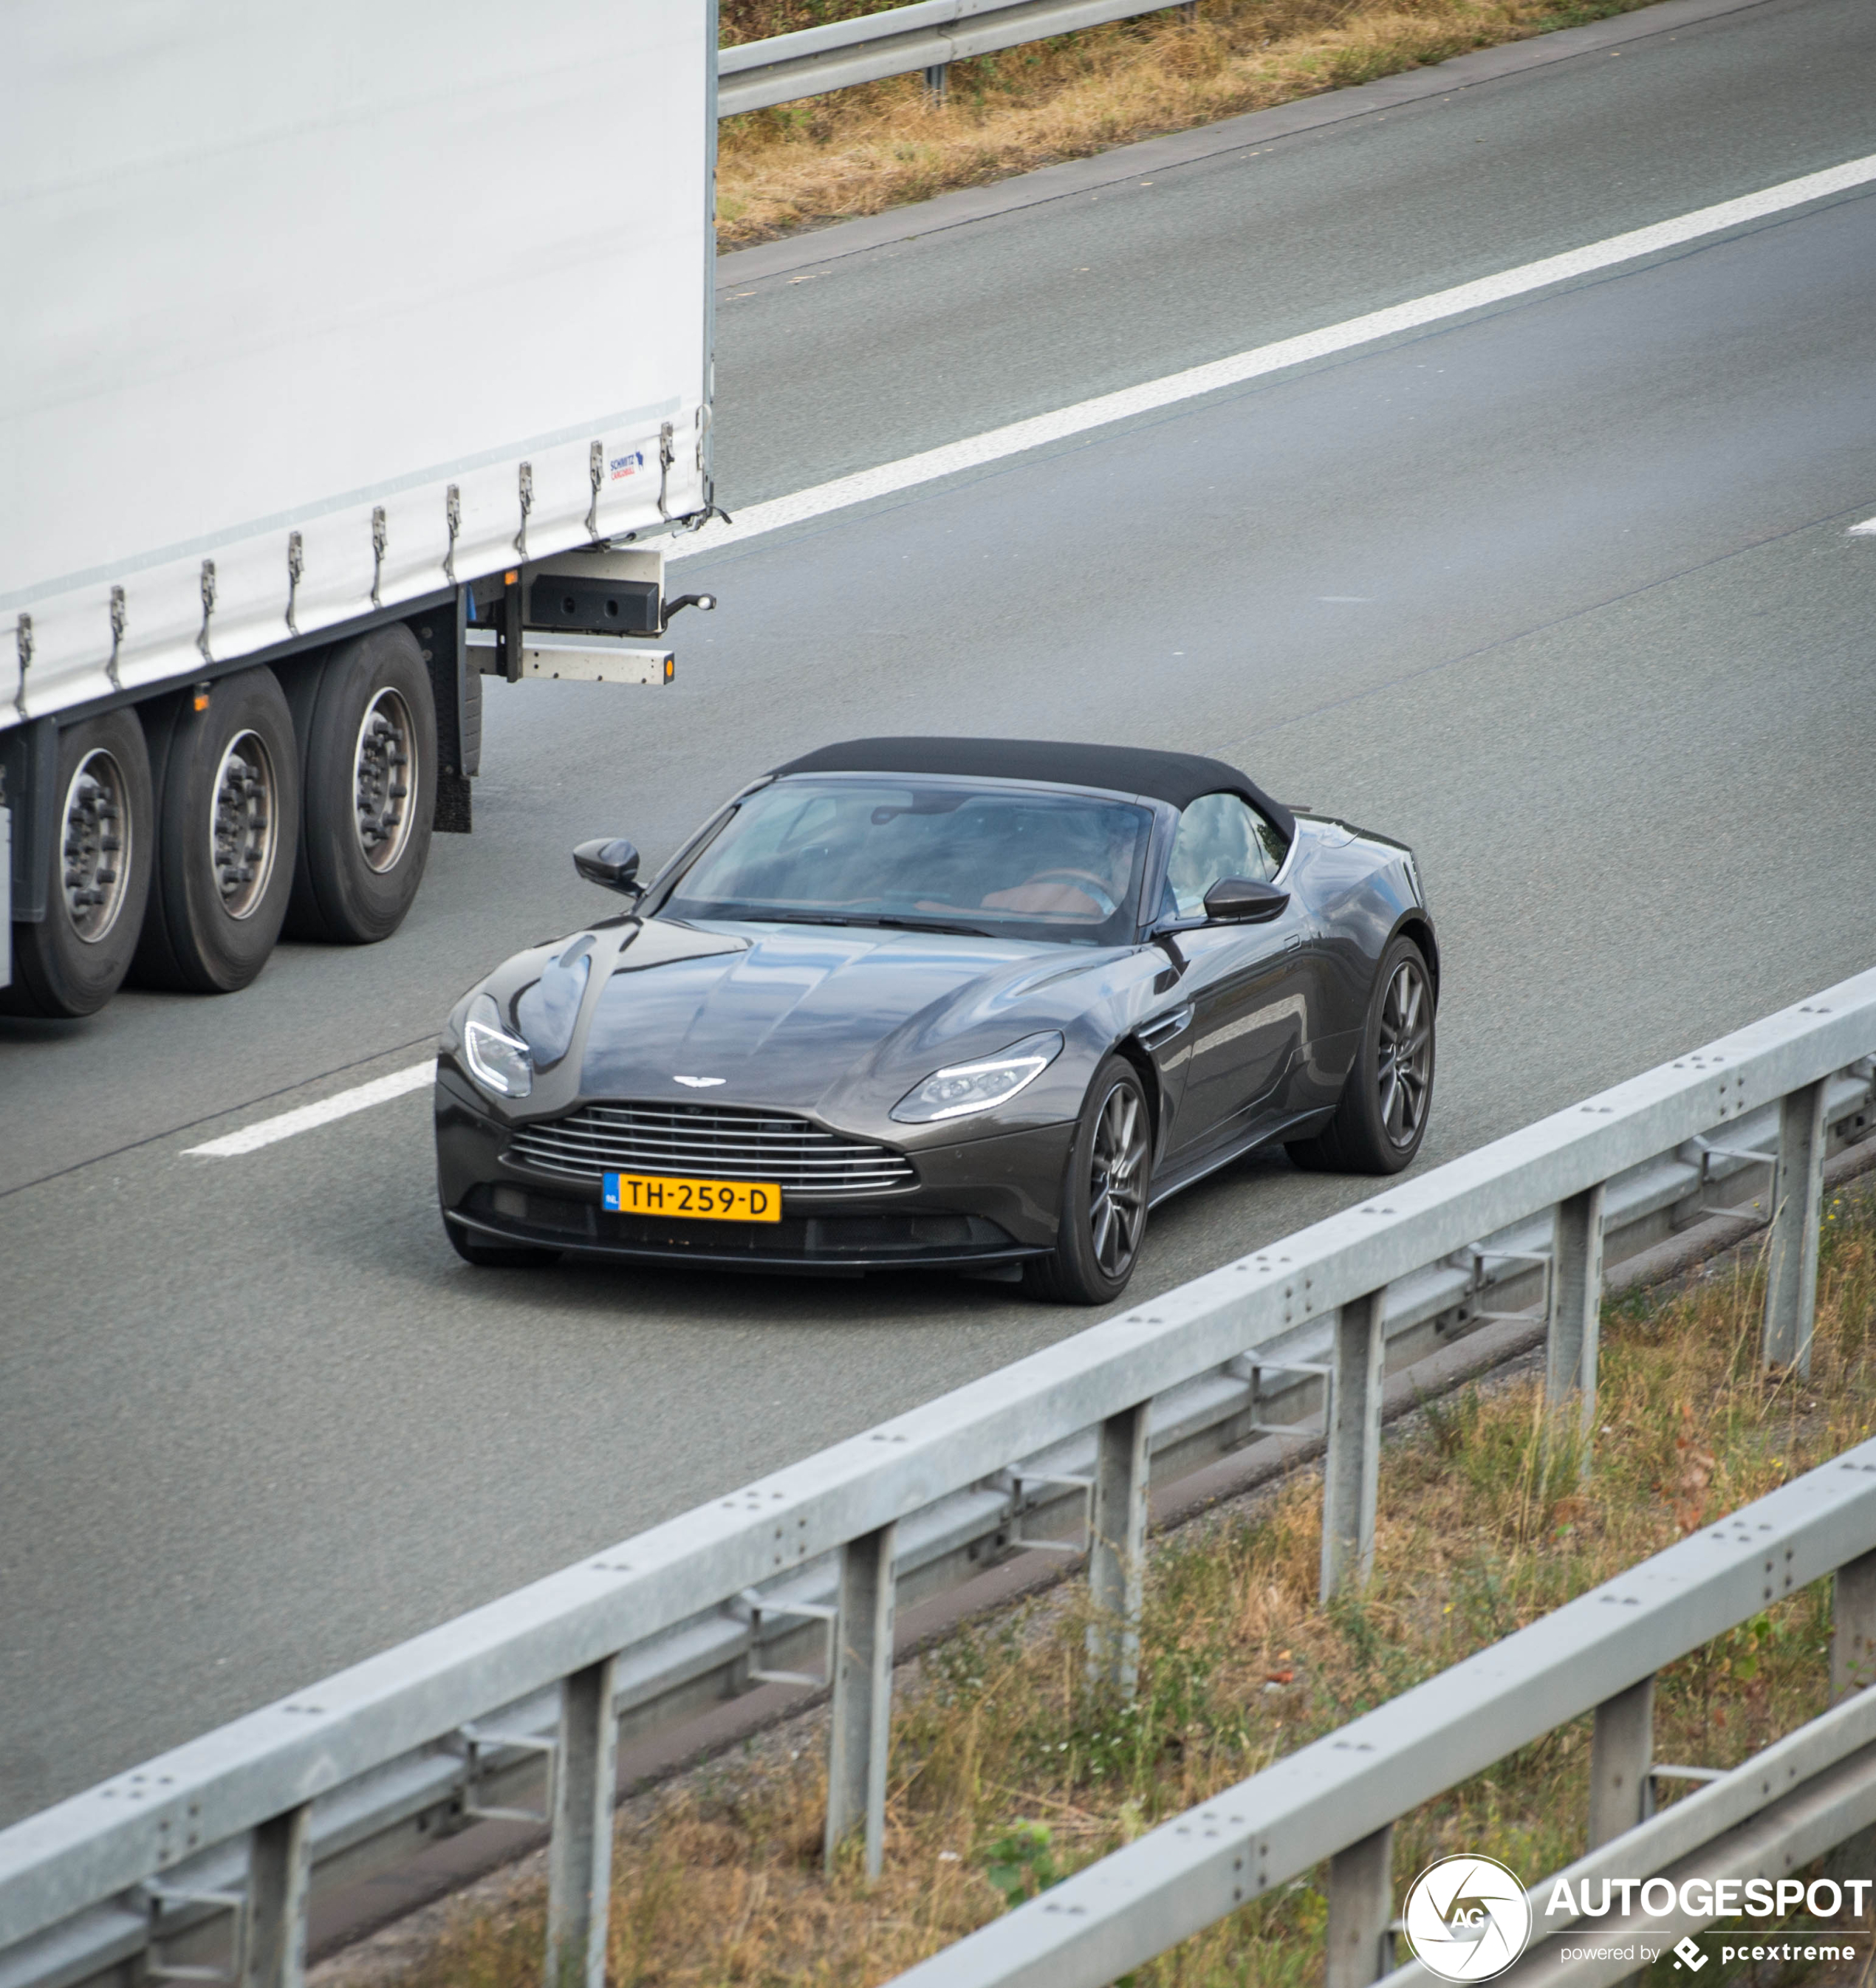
[1850,518,1876,535]
[671,153,1876,564]
[184,1061,435,1157]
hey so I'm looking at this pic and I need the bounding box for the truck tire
[283,625,436,943]
[130,668,300,994]
[1,710,154,1018]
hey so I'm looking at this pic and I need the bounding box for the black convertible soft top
[773,737,1295,842]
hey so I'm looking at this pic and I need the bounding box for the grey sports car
[434,738,1438,1302]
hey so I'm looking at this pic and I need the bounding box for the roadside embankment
[717,0,1668,246]
[335,1178,1876,1988]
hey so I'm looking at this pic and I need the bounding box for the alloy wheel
[1377,958,1432,1148]
[1087,1080,1149,1278]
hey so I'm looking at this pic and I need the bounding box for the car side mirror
[1202,877,1289,924]
[572,837,642,897]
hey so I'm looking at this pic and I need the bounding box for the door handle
[1284,933,1303,953]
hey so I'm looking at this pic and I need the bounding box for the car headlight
[891,1032,1064,1123]
[463,993,533,1099]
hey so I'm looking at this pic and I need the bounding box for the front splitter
[444,1206,1047,1277]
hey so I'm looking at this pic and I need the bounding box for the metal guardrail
[892,1447,1876,1988]
[1,966,1873,1988]
[718,0,1199,116]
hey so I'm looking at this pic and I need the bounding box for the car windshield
[663,776,1153,945]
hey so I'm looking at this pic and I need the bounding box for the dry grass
[716,0,1663,247]
[396,1184,1876,1988]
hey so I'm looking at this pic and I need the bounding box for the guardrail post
[923,61,948,104]
[1087,1402,1151,1698]
[546,1655,619,1988]
[1326,1823,1394,1988]
[1832,1548,1876,1700]
[1547,1183,1606,1446]
[1827,1549,1876,1891]
[243,1803,312,1988]
[1762,1078,1828,1376]
[1587,1674,1654,1847]
[1321,1290,1385,1600]
[825,1521,897,1879]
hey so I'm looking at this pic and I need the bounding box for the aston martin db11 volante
[435,738,1438,1303]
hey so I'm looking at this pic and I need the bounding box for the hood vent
[505,1103,917,1196]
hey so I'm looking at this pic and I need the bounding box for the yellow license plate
[602,1172,781,1222]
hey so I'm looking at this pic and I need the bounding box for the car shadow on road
[332,1136,1369,1348]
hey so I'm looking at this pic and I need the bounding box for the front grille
[504,1103,917,1196]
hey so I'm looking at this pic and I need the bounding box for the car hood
[575,919,1111,1115]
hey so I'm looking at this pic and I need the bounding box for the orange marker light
[503,570,518,586]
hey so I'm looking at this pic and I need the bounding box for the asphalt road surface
[3,0,1874,1829]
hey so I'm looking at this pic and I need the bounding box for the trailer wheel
[1,710,154,1018]
[131,668,300,994]
[284,625,436,944]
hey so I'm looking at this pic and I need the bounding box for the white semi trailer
[0,0,719,1015]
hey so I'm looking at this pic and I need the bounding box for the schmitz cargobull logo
[1403,1854,1533,1982]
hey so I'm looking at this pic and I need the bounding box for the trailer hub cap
[61,749,132,942]
[354,688,416,873]
[211,730,278,919]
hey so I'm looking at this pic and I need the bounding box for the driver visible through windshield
[664,777,1153,945]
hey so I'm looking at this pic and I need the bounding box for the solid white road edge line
[671,151,1876,564]
[184,1061,436,1157]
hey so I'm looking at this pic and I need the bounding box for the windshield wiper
[707,908,994,939]
[865,915,993,938]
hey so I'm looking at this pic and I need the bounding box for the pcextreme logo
[1404,1861,1875,1980]
[1403,1856,1534,1982]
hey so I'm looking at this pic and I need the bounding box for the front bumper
[435,1066,1072,1272]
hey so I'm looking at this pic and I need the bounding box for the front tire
[1,710,154,1018]
[1287,934,1434,1174]
[1024,1055,1151,1305]
[130,668,300,994]
[283,625,437,943]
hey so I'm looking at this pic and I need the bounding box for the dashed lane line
[183,1060,435,1157]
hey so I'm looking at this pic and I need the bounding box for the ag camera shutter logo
[1403,1855,1533,1981]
